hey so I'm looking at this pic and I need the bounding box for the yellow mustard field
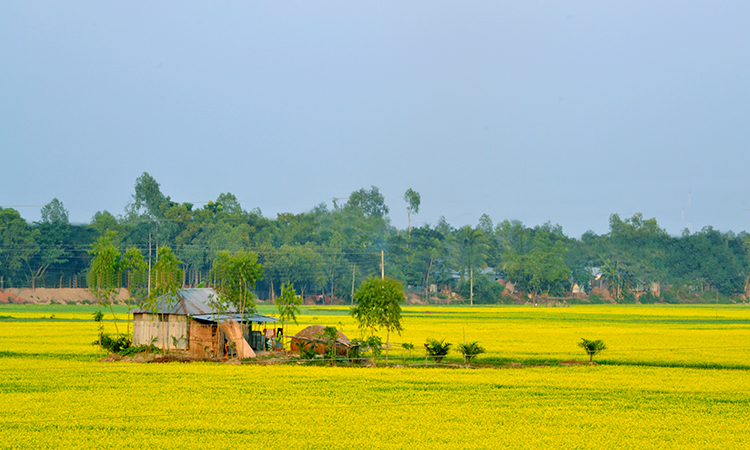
[2,304,750,449]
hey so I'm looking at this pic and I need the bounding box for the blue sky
[2,1,749,238]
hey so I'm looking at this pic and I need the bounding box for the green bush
[95,333,132,354]
[588,293,606,304]
[638,292,659,304]
[457,341,485,364]
[620,292,636,304]
[425,338,451,363]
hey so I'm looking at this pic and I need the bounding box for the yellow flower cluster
[1,304,750,448]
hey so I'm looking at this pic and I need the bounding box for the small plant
[425,338,451,363]
[457,341,486,365]
[321,326,339,366]
[297,340,318,361]
[578,338,607,363]
[401,342,415,365]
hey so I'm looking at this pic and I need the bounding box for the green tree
[146,246,183,349]
[211,249,264,323]
[578,338,607,363]
[460,226,487,306]
[351,277,404,365]
[403,188,421,235]
[120,247,147,336]
[0,208,39,288]
[30,199,71,289]
[88,231,121,335]
[275,281,302,348]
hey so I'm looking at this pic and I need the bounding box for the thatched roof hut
[290,325,352,356]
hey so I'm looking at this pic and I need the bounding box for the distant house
[132,288,279,358]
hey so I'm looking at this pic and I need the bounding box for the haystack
[290,325,352,356]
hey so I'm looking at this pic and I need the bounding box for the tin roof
[133,288,278,323]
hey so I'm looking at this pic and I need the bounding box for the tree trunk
[470,267,474,307]
[386,329,390,366]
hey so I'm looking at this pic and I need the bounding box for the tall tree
[0,208,39,288]
[211,249,264,321]
[30,199,71,289]
[460,226,487,306]
[146,246,183,349]
[403,188,421,235]
[350,277,404,364]
[275,281,301,348]
[88,232,121,335]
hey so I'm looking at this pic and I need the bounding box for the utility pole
[381,250,384,279]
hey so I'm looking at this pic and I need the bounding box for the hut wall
[133,314,189,350]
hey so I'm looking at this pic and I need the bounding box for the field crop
[2,304,750,448]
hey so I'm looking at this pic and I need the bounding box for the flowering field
[2,304,750,448]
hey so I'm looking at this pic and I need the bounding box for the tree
[403,188,421,235]
[30,199,71,289]
[88,232,121,335]
[146,246,183,350]
[211,249,264,351]
[120,247,147,336]
[350,277,405,365]
[344,186,389,219]
[126,172,167,220]
[275,281,301,349]
[0,208,39,288]
[40,198,69,224]
[460,226,487,306]
[578,338,607,363]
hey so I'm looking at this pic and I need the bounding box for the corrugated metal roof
[192,313,279,323]
[132,288,277,323]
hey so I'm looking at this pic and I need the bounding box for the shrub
[457,341,486,365]
[95,333,132,354]
[588,294,606,304]
[639,292,659,304]
[620,292,636,304]
[425,338,451,363]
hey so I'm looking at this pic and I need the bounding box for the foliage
[425,338,452,363]
[457,341,486,364]
[211,249,263,317]
[351,277,404,335]
[95,333,132,354]
[296,340,318,361]
[457,275,504,304]
[320,326,340,365]
[578,338,607,363]
[275,281,302,326]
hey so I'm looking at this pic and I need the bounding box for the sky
[2,1,750,239]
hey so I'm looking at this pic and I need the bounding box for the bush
[638,292,659,304]
[620,292,636,304]
[457,341,485,364]
[662,290,680,304]
[588,293,606,304]
[96,333,132,354]
[425,338,451,363]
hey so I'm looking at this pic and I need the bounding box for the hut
[290,325,353,357]
[132,288,279,358]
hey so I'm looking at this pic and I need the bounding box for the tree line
[1,172,749,303]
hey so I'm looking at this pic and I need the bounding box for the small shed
[132,288,279,358]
